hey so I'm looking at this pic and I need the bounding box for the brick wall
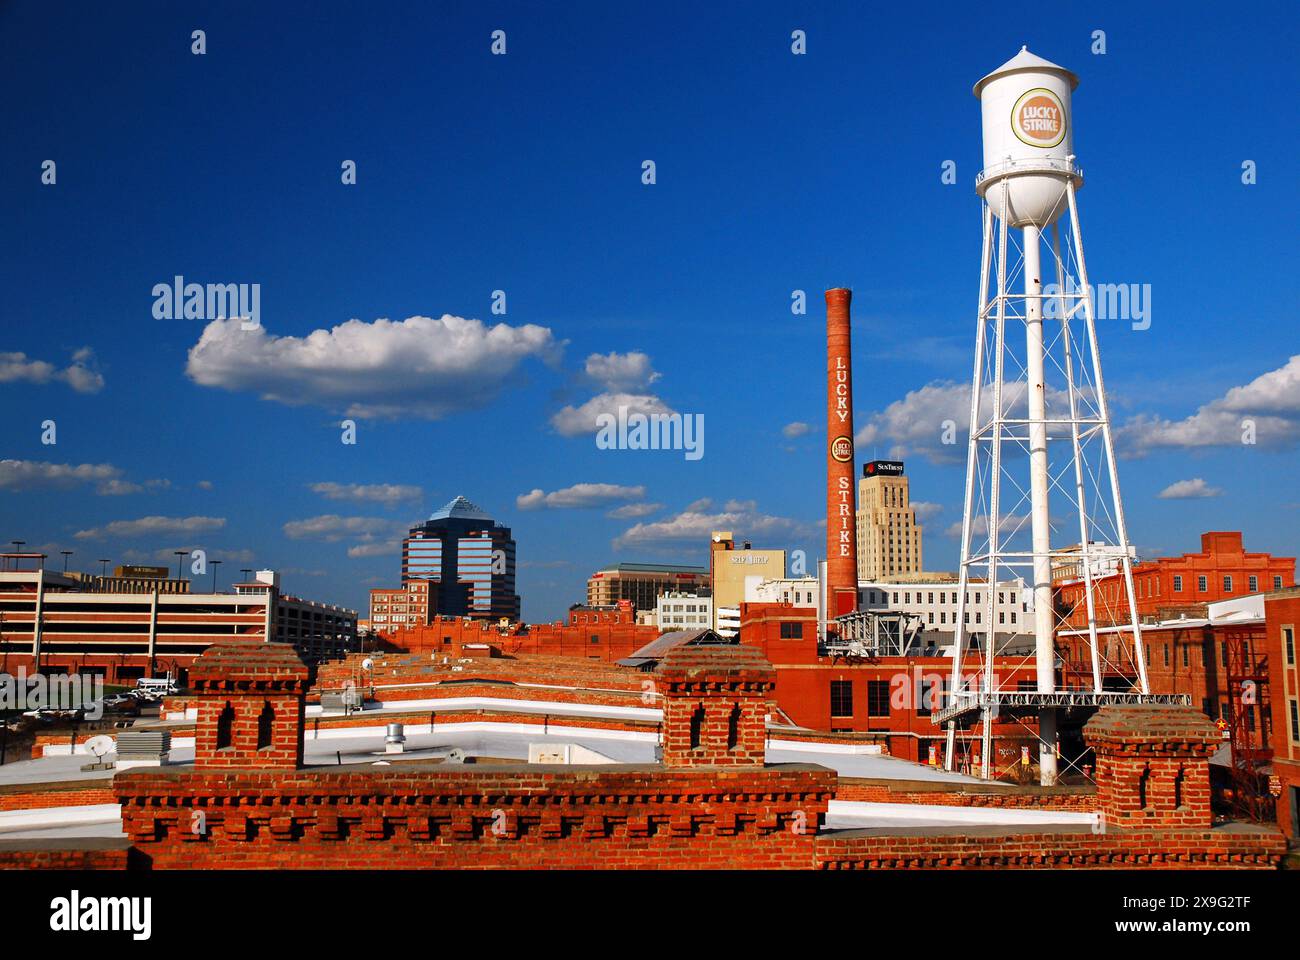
[115,766,835,870]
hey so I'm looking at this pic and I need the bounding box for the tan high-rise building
[709,532,785,636]
[856,460,923,580]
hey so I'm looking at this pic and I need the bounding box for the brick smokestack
[826,288,858,617]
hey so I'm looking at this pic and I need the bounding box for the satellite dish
[446,748,466,764]
[85,735,115,759]
[361,658,374,671]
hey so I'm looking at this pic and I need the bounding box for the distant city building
[586,562,710,611]
[0,567,356,684]
[67,565,193,595]
[858,577,1027,632]
[1056,531,1295,629]
[655,591,712,632]
[709,532,785,632]
[745,577,819,608]
[401,496,519,622]
[855,460,923,581]
[369,580,434,631]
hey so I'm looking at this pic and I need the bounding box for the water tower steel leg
[981,193,1010,782]
[947,201,995,773]
[1066,180,1149,695]
[1023,223,1058,786]
[1052,223,1103,693]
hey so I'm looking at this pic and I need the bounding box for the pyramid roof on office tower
[428,495,493,522]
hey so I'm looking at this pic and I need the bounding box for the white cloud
[516,483,647,511]
[0,460,122,492]
[549,391,677,437]
[944,512,1029,539]
[0,348,104,394]
[1118,356,1300,455]
[185,315,562,420]
[1157,478,1223,500]
[912,501,944,523]
[281,515,409,542]
[584,351,660,392]
[309,482,422,506]
[606,502,663,519]
[613,502,807,551]
[196,480,214,490]
[782,421,811,439]
[346,541,403,558]
[74,516,226,540]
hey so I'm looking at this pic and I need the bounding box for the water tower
[937,48,1176,784]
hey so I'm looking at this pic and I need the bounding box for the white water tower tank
[974,46,1080,228]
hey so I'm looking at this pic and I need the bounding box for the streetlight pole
[210,560,223,593]
[60,550,73,574]
[174,550,187,581]
[10,542,25,572]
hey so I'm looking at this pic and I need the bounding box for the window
[1173,575,1183,592]
[830,680,853,718]
[999,612,1005,624]
[1291,699,1300,742]
[1249,576,1258,592]
[779,621,804,639]
[1222,641,1229,667]
[591,634,600,644]
[1010,612,1017,624]
[1182,645,1189,668]
[1275,576,1284,591]
[1223,575,1233,593]
[1163,644,1170,667]
[867,680,891,717]
[1284,627,1295,666]
[916,678,936,716]
[1197,575,1208,592]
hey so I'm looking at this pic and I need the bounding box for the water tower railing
[975,156,1083,188]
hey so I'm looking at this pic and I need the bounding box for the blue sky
[2,0,1297,621]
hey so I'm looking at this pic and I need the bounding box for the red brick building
[1057,531,1293,629]
[372,599,661,662]
[739,602,1039,766]
[369,580,434,632]
[1264,588,1300,841]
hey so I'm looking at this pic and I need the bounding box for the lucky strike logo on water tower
[1012,88,1066,148]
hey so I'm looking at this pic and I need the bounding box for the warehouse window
[830,680,853,718]
[867,680,891,717]
[1182,645,1189,668]
[1275,576,1284,591]
[1223,575,1233,593]
[1198,575,1208,592]
[1291,699,1300,743]
[1284,627,1295,666]
[780,621,804,639]
[1249,576,1258,592]
[1174,576,1184,592]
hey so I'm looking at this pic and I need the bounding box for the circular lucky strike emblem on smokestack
[1012,88,1066,147]
[830,435,853,463]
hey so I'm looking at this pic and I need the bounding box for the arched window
[216,702,234,750]
[256,701,275,750]
[689,704,705,750]
[727,703,741,750]
[1138,764,1151,809]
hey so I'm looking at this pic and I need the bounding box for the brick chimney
[1084,705,1220,830]
[189,641,310,770]
[825,288,858,617]
[656,644,775,767]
